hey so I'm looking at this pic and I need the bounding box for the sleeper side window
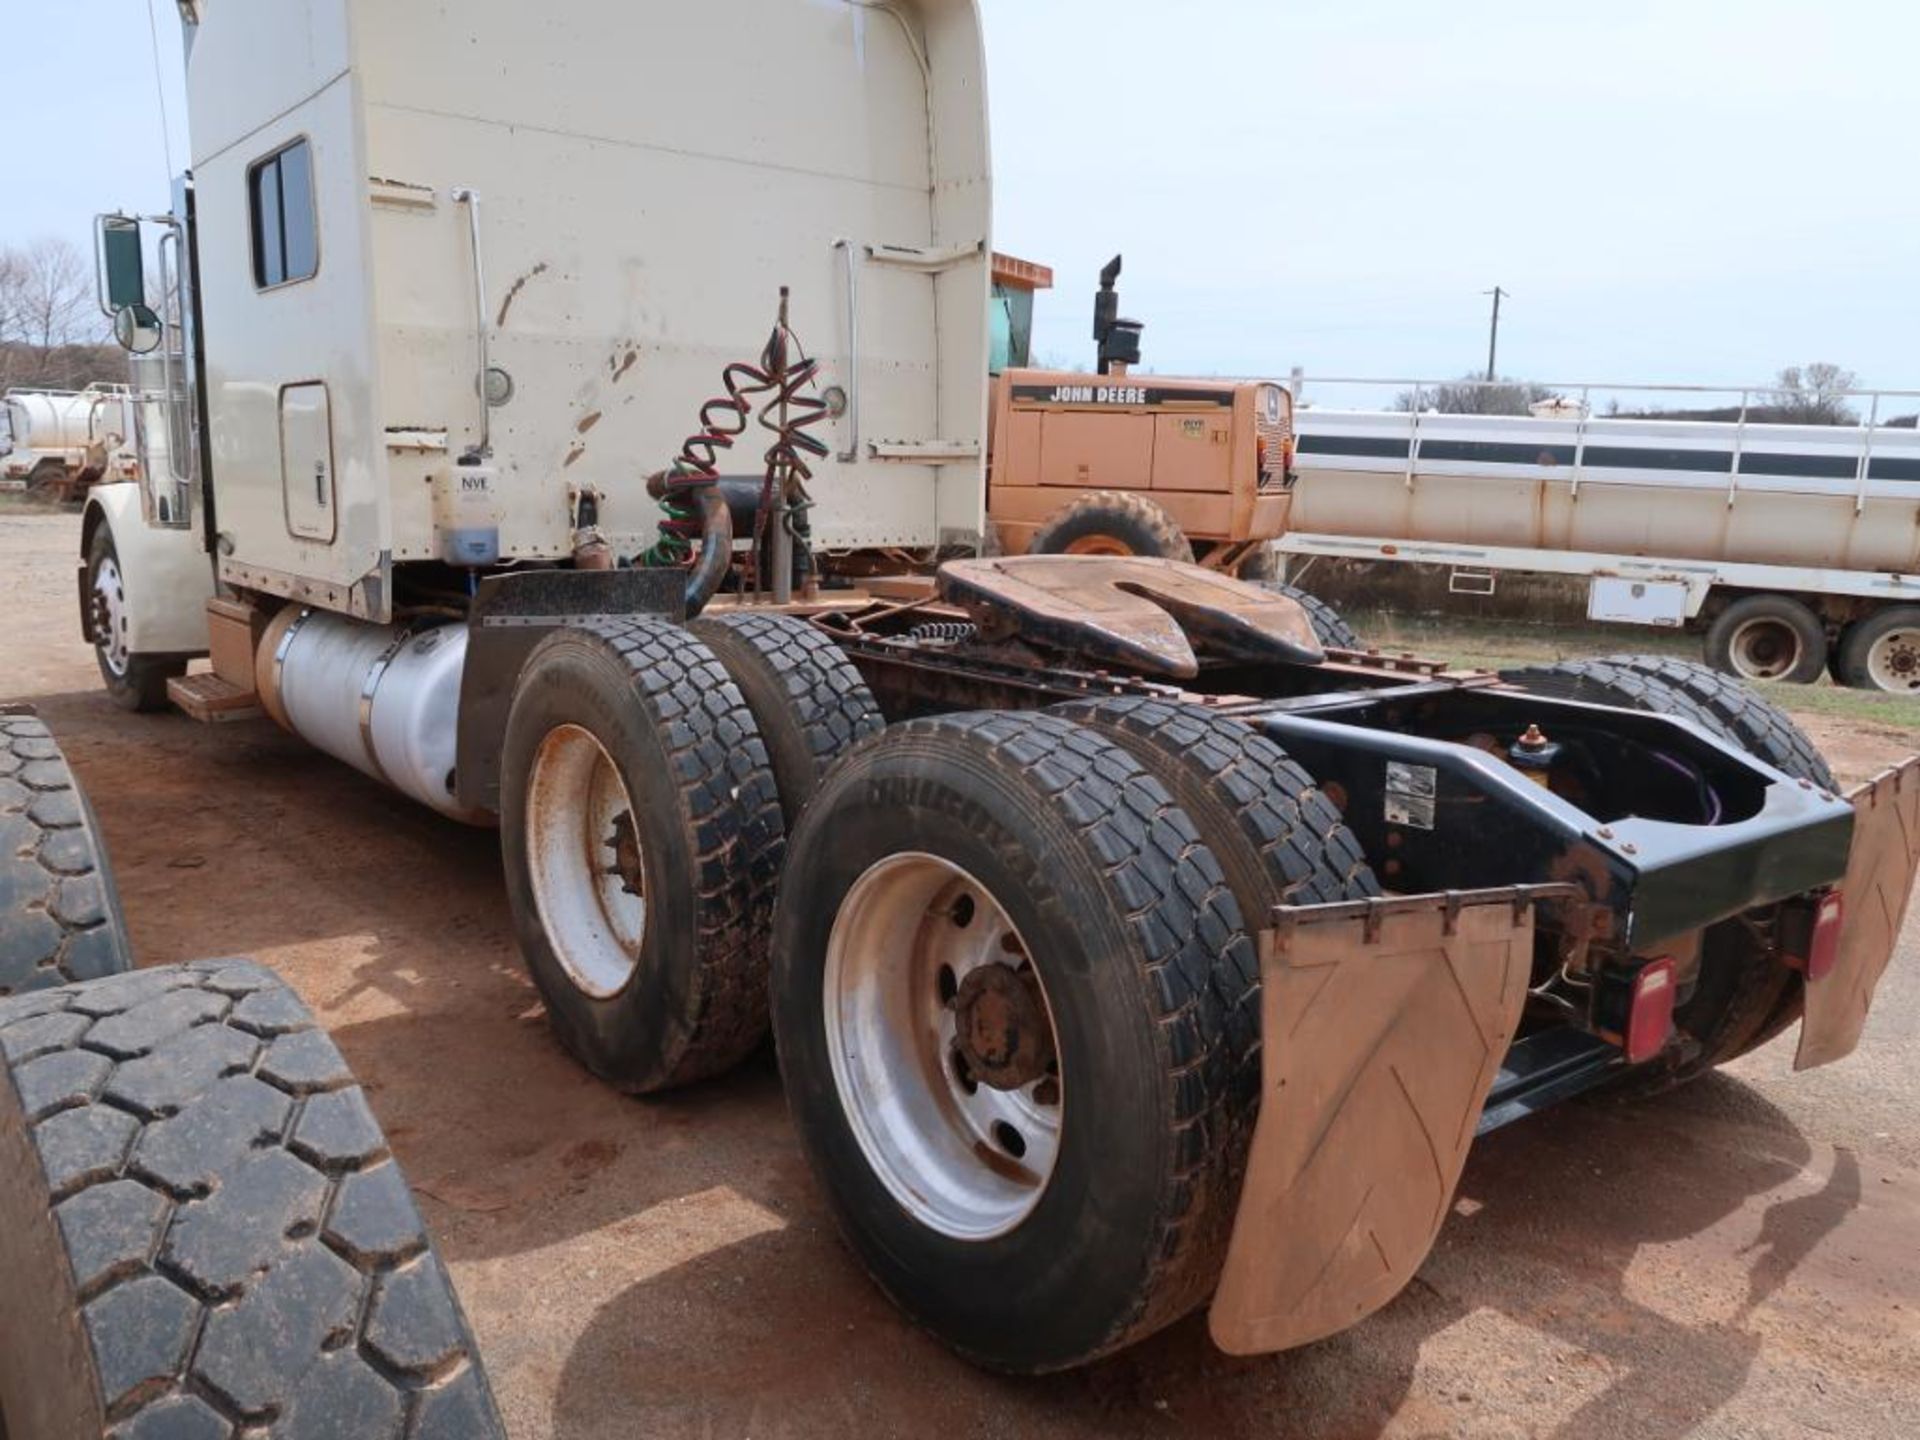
[249,139,319,290]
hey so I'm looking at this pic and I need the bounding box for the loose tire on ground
[1256,580,1364,651]
[87,526,186,713]
[1703,593,1827,685]
[1498,656,1836,1080]
[770,712,1253,1372]
[500,617,785,1094]
[0,961,505,1438]
[688,612,885,828]
[1835,605,1920,693]
[1028,491,1195,564]
[1,712,134,999]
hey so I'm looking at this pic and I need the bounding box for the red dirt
[6,510,1916,1439]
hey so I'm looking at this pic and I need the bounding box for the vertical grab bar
[834,239,863,463]
[452,189,493,458]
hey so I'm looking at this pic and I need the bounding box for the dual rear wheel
[496,618,1376,1371]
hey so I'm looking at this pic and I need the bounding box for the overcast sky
[9,1,1917,400]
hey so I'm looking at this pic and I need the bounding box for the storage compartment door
[281,383,337,543]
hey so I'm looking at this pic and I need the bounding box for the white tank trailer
[0,386,138,498]
[1283,385,1920,692]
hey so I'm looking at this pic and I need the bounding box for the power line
[145,0,177,178]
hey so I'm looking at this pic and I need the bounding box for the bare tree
[1394,372,1561,416]
[0,238,114,392]
[1768,362,1858,426]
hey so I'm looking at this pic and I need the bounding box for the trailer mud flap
[1209,888,1560,1356]
[1797,756,1920,1072]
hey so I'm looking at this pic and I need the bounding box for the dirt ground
[6,508,1917,1440]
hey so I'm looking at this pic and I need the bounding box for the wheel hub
[605,811,645,897]
[952,965,1053,1091]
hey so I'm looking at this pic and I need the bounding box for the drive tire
[1498,656,1834,1081]
[688,612,885,828]
[0,960,505,1439]
[1257,580,1364,651]
[1028,491,1195,564]
[87,526,186,714]
[771,712,1252,1372]
[1703,594,1828,685]
[1835,605,1920,694]
[1,712,134,999]
[500,618,785,1094]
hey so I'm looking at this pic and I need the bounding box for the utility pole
[1484,286,1509,382]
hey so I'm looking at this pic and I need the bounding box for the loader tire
[0,961,505,1439]
[1029,491,1195,564]
[771,712,1253,1372]
[688,612,885,829]
[87,526,187,714]
[1498,656,1834,1080]
[1257,580,1364,651]
[0,712,134,999]
[500,618,785,1094]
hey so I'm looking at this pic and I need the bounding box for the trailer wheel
[87,526,186,713]
[770,712,1251,1372]
[29,459,69,501]
[1835,606,1920,693]
[1,713,134,999]
[1256,580,1364,650]
[1703,594,1827,685]
[1029,491,1195,564]
[500,618,784,1093]
[1497,657,1830,1079]
[0,961,505,1439]
[688,612,884,828]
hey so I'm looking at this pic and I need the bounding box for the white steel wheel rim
[1867,628,1920,692]
[1728,616,1801,681]
[524,724,647,999]
[823,853,1065,1242]
[92,556,131,676]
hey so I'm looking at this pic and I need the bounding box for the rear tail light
[1791,892,1846,983]
[1625,958,1677,1064]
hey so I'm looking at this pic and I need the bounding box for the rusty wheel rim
[524,724,646,998]
[1727,616,1802,682]
[1062,535,1135,557]
[823,853,1064,1241]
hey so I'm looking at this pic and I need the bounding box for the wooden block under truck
[30,0,1917,1404]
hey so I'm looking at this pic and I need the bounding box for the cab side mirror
[114,303,166,356]
[97,216,147,313]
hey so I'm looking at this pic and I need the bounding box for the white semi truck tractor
[47,0,1916,1407]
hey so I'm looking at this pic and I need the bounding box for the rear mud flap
[1209,888,1563,1356]
[1798,757,1920,1072]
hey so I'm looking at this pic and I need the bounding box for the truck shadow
[545,1074,1858,1440]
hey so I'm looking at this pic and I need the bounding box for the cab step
[167,673,263,723]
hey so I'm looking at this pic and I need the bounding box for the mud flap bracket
[1209,885,1576,1356]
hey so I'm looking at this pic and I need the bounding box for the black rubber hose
[683,483,734,618]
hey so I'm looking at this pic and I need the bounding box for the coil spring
[644,319,833,570]
[906,621,979,646]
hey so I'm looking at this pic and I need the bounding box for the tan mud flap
[1798,756,1920,1072]
[1209,887,1568,1356]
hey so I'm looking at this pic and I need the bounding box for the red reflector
[1625,958,1678,1065]
[1805,892,1845,984]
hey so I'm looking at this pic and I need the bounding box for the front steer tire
[1,712,134,999]
[86,527,186,715]
[500,618,785,1094]
[771,712,1255,1373]
[0,961,505,1439]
